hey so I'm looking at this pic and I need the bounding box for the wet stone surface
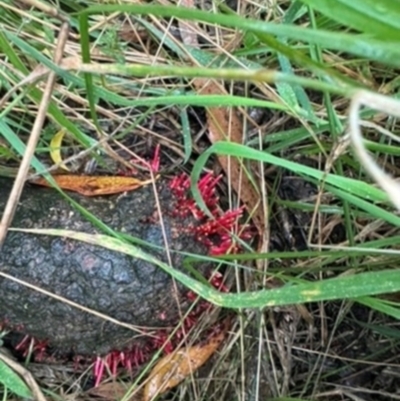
[0,178,211,356]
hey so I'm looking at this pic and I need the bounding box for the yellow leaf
[31,175,155,196]
[49,129,69,171]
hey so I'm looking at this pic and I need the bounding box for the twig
[17,0,68,22]
[0,22,69,246]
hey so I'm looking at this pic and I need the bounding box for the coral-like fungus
[170,173,252,255]
[90,273,228,386]
[88,172,250,385]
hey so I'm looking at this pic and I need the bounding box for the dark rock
[0,178,210,355]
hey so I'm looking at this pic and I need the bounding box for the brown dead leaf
[143,323,227,401]
[177,0,266,238]
[198,80,265,234]
[31,175,155,196]
[88,381,139,401]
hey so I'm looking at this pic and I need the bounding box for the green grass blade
[191,142,389,207]
[300,0,400,40]
[0,360,32,399]
[357,296,400,320]
[15,228,400,311]
[325,185,400,227]
[79,5,400,68]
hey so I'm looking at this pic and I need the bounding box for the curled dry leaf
[88,381,133,401]
[49,129,70,171]
[31,175,155,196]
[178,0,266,238]
[143,323,228,401]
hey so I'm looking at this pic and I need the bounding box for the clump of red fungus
[87,172,251,385]
[170,173,253,255]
